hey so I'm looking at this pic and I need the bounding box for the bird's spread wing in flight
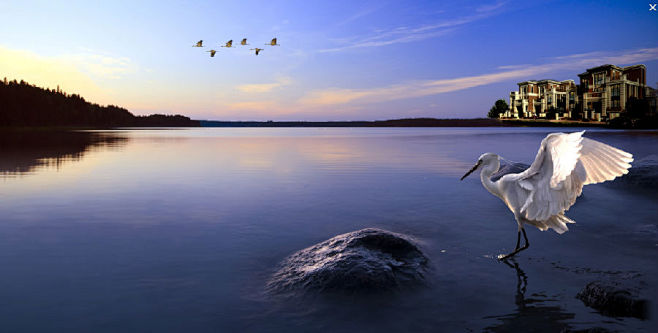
[515,131,633,223]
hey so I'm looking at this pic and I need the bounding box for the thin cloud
[335,4,384,26]
[497,64,533,70]
[216,47,658,116]
[66,51,134,79]
[226,100,277,111]
[319,1,507,53]
[476,1,507,13]
[299,47,658,106]
[0,46,107,100]
[236,77,292,93]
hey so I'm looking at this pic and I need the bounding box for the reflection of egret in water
[505,260,527,307]
[484,260,576,332]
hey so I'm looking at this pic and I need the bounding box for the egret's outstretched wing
[579,137,633,185]
[516,131,632,222]
[520,131,584,188]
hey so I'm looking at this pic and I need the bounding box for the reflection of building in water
[0,130,127,176]
[505,64,653,121]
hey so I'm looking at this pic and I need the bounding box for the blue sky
[1,0,657,120]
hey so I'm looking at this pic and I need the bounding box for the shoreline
[198,118,611,128]
[0,118,631,130]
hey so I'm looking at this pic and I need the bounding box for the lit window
[594,73,605,85]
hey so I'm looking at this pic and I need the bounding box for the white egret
[241,38,249,46]
[267,38,280,46]
[193,40,203,47]
[250,48,263,55]
[460,131,633,259]
[206,49,217,57]
[221,40,233,48]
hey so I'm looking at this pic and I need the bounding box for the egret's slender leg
[499,228,530,260]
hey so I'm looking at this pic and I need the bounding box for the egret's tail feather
[543,214,575,234]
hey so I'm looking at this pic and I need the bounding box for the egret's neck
[480,162,501,198]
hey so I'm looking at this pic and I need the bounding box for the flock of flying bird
[193,38,280,57]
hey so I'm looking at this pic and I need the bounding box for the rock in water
[267,228,429,295]
[576,281,648,319]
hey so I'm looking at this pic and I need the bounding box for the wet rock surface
[267,228,429,295]
[576,281,649,319]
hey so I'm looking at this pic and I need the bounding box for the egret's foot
[498,228,530,260]
[497,252,517,260]
[497,245,528,260]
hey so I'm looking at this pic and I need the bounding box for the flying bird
[193,40,203,47]
[221,40,233,48]
[206,49,217,57]
[250,48,263,55]
[241,38,249,46]
[460,131,633,259]
[267,38,280,46]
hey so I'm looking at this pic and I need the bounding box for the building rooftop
[517,79,574,86]
[578,64,646,77]
[582,64,621,74]
[622,64,646,71]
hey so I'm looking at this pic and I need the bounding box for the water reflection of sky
[1,127,656,332]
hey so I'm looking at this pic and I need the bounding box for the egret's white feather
[463,132,632,257]
[579,138,633,185]
[508,132,633,226]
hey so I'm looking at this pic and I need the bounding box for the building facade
[578,64,647,120]
[506,79,577,119]
[505,63,650,121]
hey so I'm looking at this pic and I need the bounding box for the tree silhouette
[0,79,199,127]
[488,99,509,118]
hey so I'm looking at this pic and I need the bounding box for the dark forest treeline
[0,78,199,127]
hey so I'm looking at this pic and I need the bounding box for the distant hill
[0,79,199,127]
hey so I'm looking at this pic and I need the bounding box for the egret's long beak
[460,160,481,181]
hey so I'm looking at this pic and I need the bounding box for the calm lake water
[1,127,657,332]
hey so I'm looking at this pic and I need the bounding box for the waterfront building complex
[505,64,654,121]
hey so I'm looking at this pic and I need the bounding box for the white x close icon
[650,3,657,11]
